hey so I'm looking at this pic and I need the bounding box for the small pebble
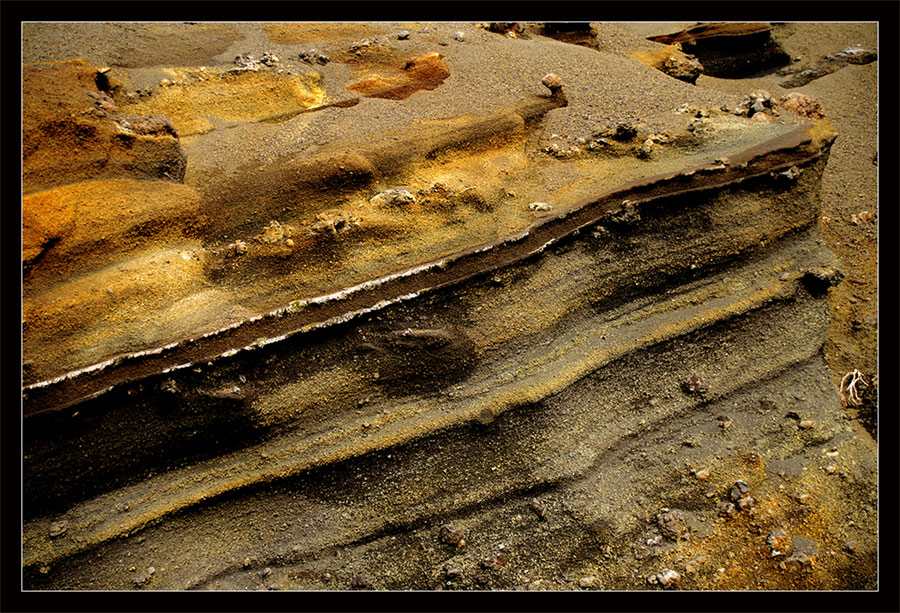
[718,502,737,518]
[542,73,564,93]
[439,524,463,545]
[454,31,465,42]
[132,567,155,587]
[578,575,597,588]
[528,202,553,212]
[480,551,510,569]
[370,188,416,207]
[737,496,756,512]
[730,480,751,502]
[529,499,548,519]
[799,420,814,430]
[227,241,248,256]
[785,536,818,569]
[350,574,373,590]
[767,529,788,555]
[397,30,410,40]
[683,374,709,394]
[694,468,711,480]
[657,509,691,541]
[48,520,68,538]
[656,569,681,588]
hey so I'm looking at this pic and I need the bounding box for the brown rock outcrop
[22,59,187,194]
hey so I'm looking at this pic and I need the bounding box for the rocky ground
[20,22,879,597]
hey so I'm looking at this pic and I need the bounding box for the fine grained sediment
[21,21,876,591]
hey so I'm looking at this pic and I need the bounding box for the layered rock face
[22,22,876,591]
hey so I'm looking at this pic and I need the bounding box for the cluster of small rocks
[299,49,329,65]
[602,123,638,141]
[542,122,667,160]
[718,479,756,517]
[648,568,681,589]
[677,104,716,134]
[232,52,280,71]
[123,88,154,102]
[608,200,640,226]
[542,141,582,159]
[688,116,715,134]
[675,103,709,117]
[348,39,373,55]
[309,210,360,236]
[731,90,776,122]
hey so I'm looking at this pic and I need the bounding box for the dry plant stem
[839,369,867,406]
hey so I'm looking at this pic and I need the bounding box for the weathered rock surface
[23,59,187,194]
[648,22,792,78]
[20,21,877,593]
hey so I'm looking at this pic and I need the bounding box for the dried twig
[839,369,868,406]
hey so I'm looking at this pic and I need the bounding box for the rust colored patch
[347,52,450,101]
